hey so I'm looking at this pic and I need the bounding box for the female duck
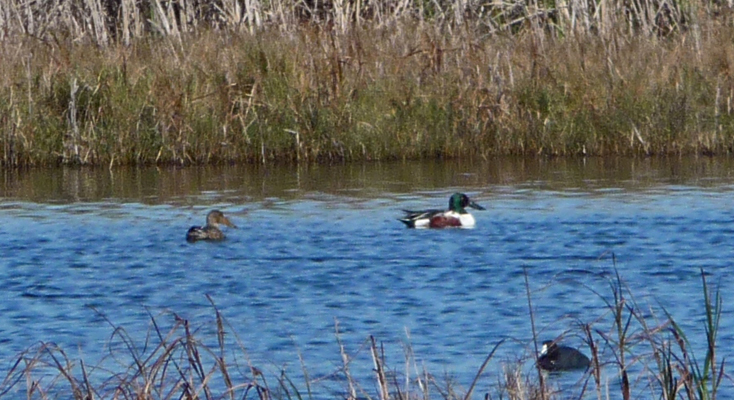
[537,340,590,371]
[399,193,485,228]
[186,210,237,242]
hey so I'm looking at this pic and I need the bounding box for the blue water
[1,160,733,398]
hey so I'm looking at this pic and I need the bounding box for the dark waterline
[4,157,734,204]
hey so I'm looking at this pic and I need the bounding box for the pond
[1,157,733,398]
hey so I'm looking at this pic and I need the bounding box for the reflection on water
[1,157,734,398]
[3,157,734,204]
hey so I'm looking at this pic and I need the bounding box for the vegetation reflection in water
[4,157,734,205]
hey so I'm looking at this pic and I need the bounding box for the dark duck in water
[537,340,591,371]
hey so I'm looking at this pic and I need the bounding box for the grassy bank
[0,268,725,399]
[2,1,734,166]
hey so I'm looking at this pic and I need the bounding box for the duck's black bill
[469,201,486,210]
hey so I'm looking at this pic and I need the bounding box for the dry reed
[1,1,734,167]
[0,265,727,399]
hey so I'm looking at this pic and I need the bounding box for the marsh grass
[2,0,734,166]
[522,258,730,400]
[661,270,725,399]
[1,266,728,399]
[576,259,730,400]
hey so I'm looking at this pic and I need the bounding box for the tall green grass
[0,267,726,399]
[2,1,734,166]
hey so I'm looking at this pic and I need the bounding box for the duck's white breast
[459,213,476,227]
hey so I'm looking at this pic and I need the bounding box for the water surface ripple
[1,158,733,398]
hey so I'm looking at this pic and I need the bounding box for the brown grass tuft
[3,1,734,166]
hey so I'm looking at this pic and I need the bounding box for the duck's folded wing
[398,209,448,228]
[401,209,444,220]
[186,226,206,241]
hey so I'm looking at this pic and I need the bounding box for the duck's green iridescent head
[448,193,485,213]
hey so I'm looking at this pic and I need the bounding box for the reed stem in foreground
[0,266,729,399]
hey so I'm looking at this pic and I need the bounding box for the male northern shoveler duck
[186,210,237,242]
[399,193,485,228]
[537,340,591,371]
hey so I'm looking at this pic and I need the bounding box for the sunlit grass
[2,1,734,166]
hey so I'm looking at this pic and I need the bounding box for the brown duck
[186,210,237,242]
